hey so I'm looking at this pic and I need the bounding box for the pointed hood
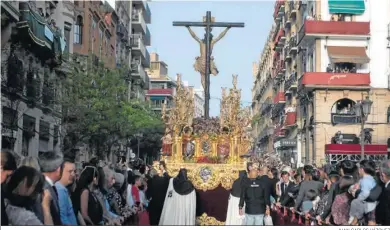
[231,170,247,197]
[173,168,194,195]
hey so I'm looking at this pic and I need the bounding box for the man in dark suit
[294,165,323,211]
[376,160,390,226]
[279,171,295,207]
[37,151,64,225]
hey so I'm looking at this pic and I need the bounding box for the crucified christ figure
[186,26,230,90]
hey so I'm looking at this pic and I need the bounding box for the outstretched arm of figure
[186,26,201,43]
[212,27,231,44]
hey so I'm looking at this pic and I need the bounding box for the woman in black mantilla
[159,168,197,225]
[225,170,247,225]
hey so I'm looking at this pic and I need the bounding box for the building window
[64,24,71,53]
[74,16,83,44]
[330,98,360,125]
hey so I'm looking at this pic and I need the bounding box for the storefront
[274,138,297,167]
[325,144,388,165]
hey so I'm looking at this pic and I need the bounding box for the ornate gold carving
[196,213,225,226]
[160,75,253,191]
[161,163,245,190]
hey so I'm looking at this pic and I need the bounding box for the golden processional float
[158,74,253,192]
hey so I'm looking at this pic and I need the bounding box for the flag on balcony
[328,0,365,15]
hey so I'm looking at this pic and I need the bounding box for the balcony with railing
[274,0,285,21]
[284,44,291,62]
[273,60,286,79]
[132,10,147,34]
[289,0,297,19]
[274,28,286,48]
[299,72,371,91]
[17,2,64,66]
[288,36,298,55]
[273,125,286,140]
[284,108,297,127]
[273,92,286,104]
[131,62,147,83]
[284,72,297,94]
[131,35,149,67]
[260,97,273,115]
[331,113,361,125]
[297,19,370,45]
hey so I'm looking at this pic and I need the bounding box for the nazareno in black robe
[146,174,170,225]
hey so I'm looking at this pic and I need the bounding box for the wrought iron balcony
[331,113,361,125]
[284,72,297,92]
[260,97,272,115]
[289,1,297,18]
[273,0,285,19]
[17,2,64,66]
[284,45,291,62]
[288,36,298,55]
[273,60,286,79]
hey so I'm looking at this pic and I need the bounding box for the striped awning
[327,46,370,64]
[328,0,365,15]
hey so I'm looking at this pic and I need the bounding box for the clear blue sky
[108,1,275,116]
[147,1,274,116]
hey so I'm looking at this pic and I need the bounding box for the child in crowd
[348,160,377,225]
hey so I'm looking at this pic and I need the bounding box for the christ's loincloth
[194,56,219,89]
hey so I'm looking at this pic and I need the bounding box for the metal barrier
[272,205,333,226]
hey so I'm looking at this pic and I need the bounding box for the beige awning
[327,46,370,64]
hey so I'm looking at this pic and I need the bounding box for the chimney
[150,52,159,62]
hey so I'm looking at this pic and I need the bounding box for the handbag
[264,215,273,226]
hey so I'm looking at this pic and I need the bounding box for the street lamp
[134,133,143,159]
[354,96,373,158]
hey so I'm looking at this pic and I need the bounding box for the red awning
[325,144,387,155]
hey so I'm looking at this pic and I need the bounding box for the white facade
[313,0,390,88]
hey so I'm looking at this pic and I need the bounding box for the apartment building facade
[253,0,390,166]
[252,26,277,156]
[1,1,72,156]
[146,52,176,112]
[130,1,151,101]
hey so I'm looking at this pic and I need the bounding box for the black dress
[83,188,103,225]
[146,175,170,225]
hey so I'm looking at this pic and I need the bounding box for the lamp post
[135,133,143,159]
[354,96,373,158]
